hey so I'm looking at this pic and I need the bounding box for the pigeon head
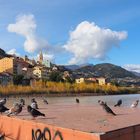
[31,98,36,103]
[20,98,25,105]
[98,100,105,105]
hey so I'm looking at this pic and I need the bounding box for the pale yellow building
[0,57,14,74]
[75,78,85,83]
[33,66,48,79]
[75,77,106,85]
[0,56,31,76]
[97,77,106,85]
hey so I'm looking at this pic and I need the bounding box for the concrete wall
[0,115,140,140]
[100,125,140,140]
[0,116,100,140]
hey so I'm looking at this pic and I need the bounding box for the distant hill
[0,48,11,59]
[0,48,6,58]
[57,65,71,72]
[64,64,94,70]
[64,65,80,70]
[72,63,137,79]
[131,71,140,77]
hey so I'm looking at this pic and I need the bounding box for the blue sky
[0,0,140,71]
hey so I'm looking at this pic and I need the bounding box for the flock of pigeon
[98,99,139,116]
[0,98,48,119]
[0,97,139,119]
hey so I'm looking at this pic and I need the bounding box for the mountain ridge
[63,63,138,79]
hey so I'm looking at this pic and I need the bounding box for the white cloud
[63,21,127,64]
[7,14,49,53]
[123,64,140,73]
[7,48,20,56]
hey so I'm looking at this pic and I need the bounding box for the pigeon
[99,101,116,116]
[7,103,23,116]
[27,105,45,119]
[114,99,122,107]
[0,98,6,106]
[131,100,139,108]
[14,104,23,115]
[76,98,80,103]
[43,98,48,104]
[0,105,9,114]
[31,102,38,109]
[19,98,25,106]
[31,98,38,109]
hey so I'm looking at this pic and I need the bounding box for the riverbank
[0,82,139,97]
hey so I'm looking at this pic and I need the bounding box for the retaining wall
[0,116,140,140]
[0,116,100,140]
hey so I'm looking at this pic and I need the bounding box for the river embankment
[0,82,139,97]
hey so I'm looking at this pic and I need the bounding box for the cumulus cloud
[123,64,140,73]
[63,21,127,64]
[7,14,49,53]
[7,48,20,56]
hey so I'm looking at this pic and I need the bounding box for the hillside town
[0,47,140,87]
[0,48,106,86]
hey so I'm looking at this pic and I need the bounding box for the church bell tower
[39,51,43,64]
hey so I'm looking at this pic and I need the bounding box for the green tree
[49,71,64,82]
[13,74,24,85]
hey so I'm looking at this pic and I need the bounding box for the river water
[5,94,140,107]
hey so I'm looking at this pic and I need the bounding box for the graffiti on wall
[32,127,63,140]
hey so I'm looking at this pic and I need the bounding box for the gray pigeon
[31,98,37,104]
[31,98,38,109]
[19,98,25,106]
[0,98,6,106]
[43,98,48,104]
[131,100,139,108]
[76,98,80,103]
[114,99,122,107]
[0,105,9,114]
[27,105,45,119]
[98,100,116,116]
[7,103,23,116]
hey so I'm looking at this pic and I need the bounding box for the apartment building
[0,56,32,76]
